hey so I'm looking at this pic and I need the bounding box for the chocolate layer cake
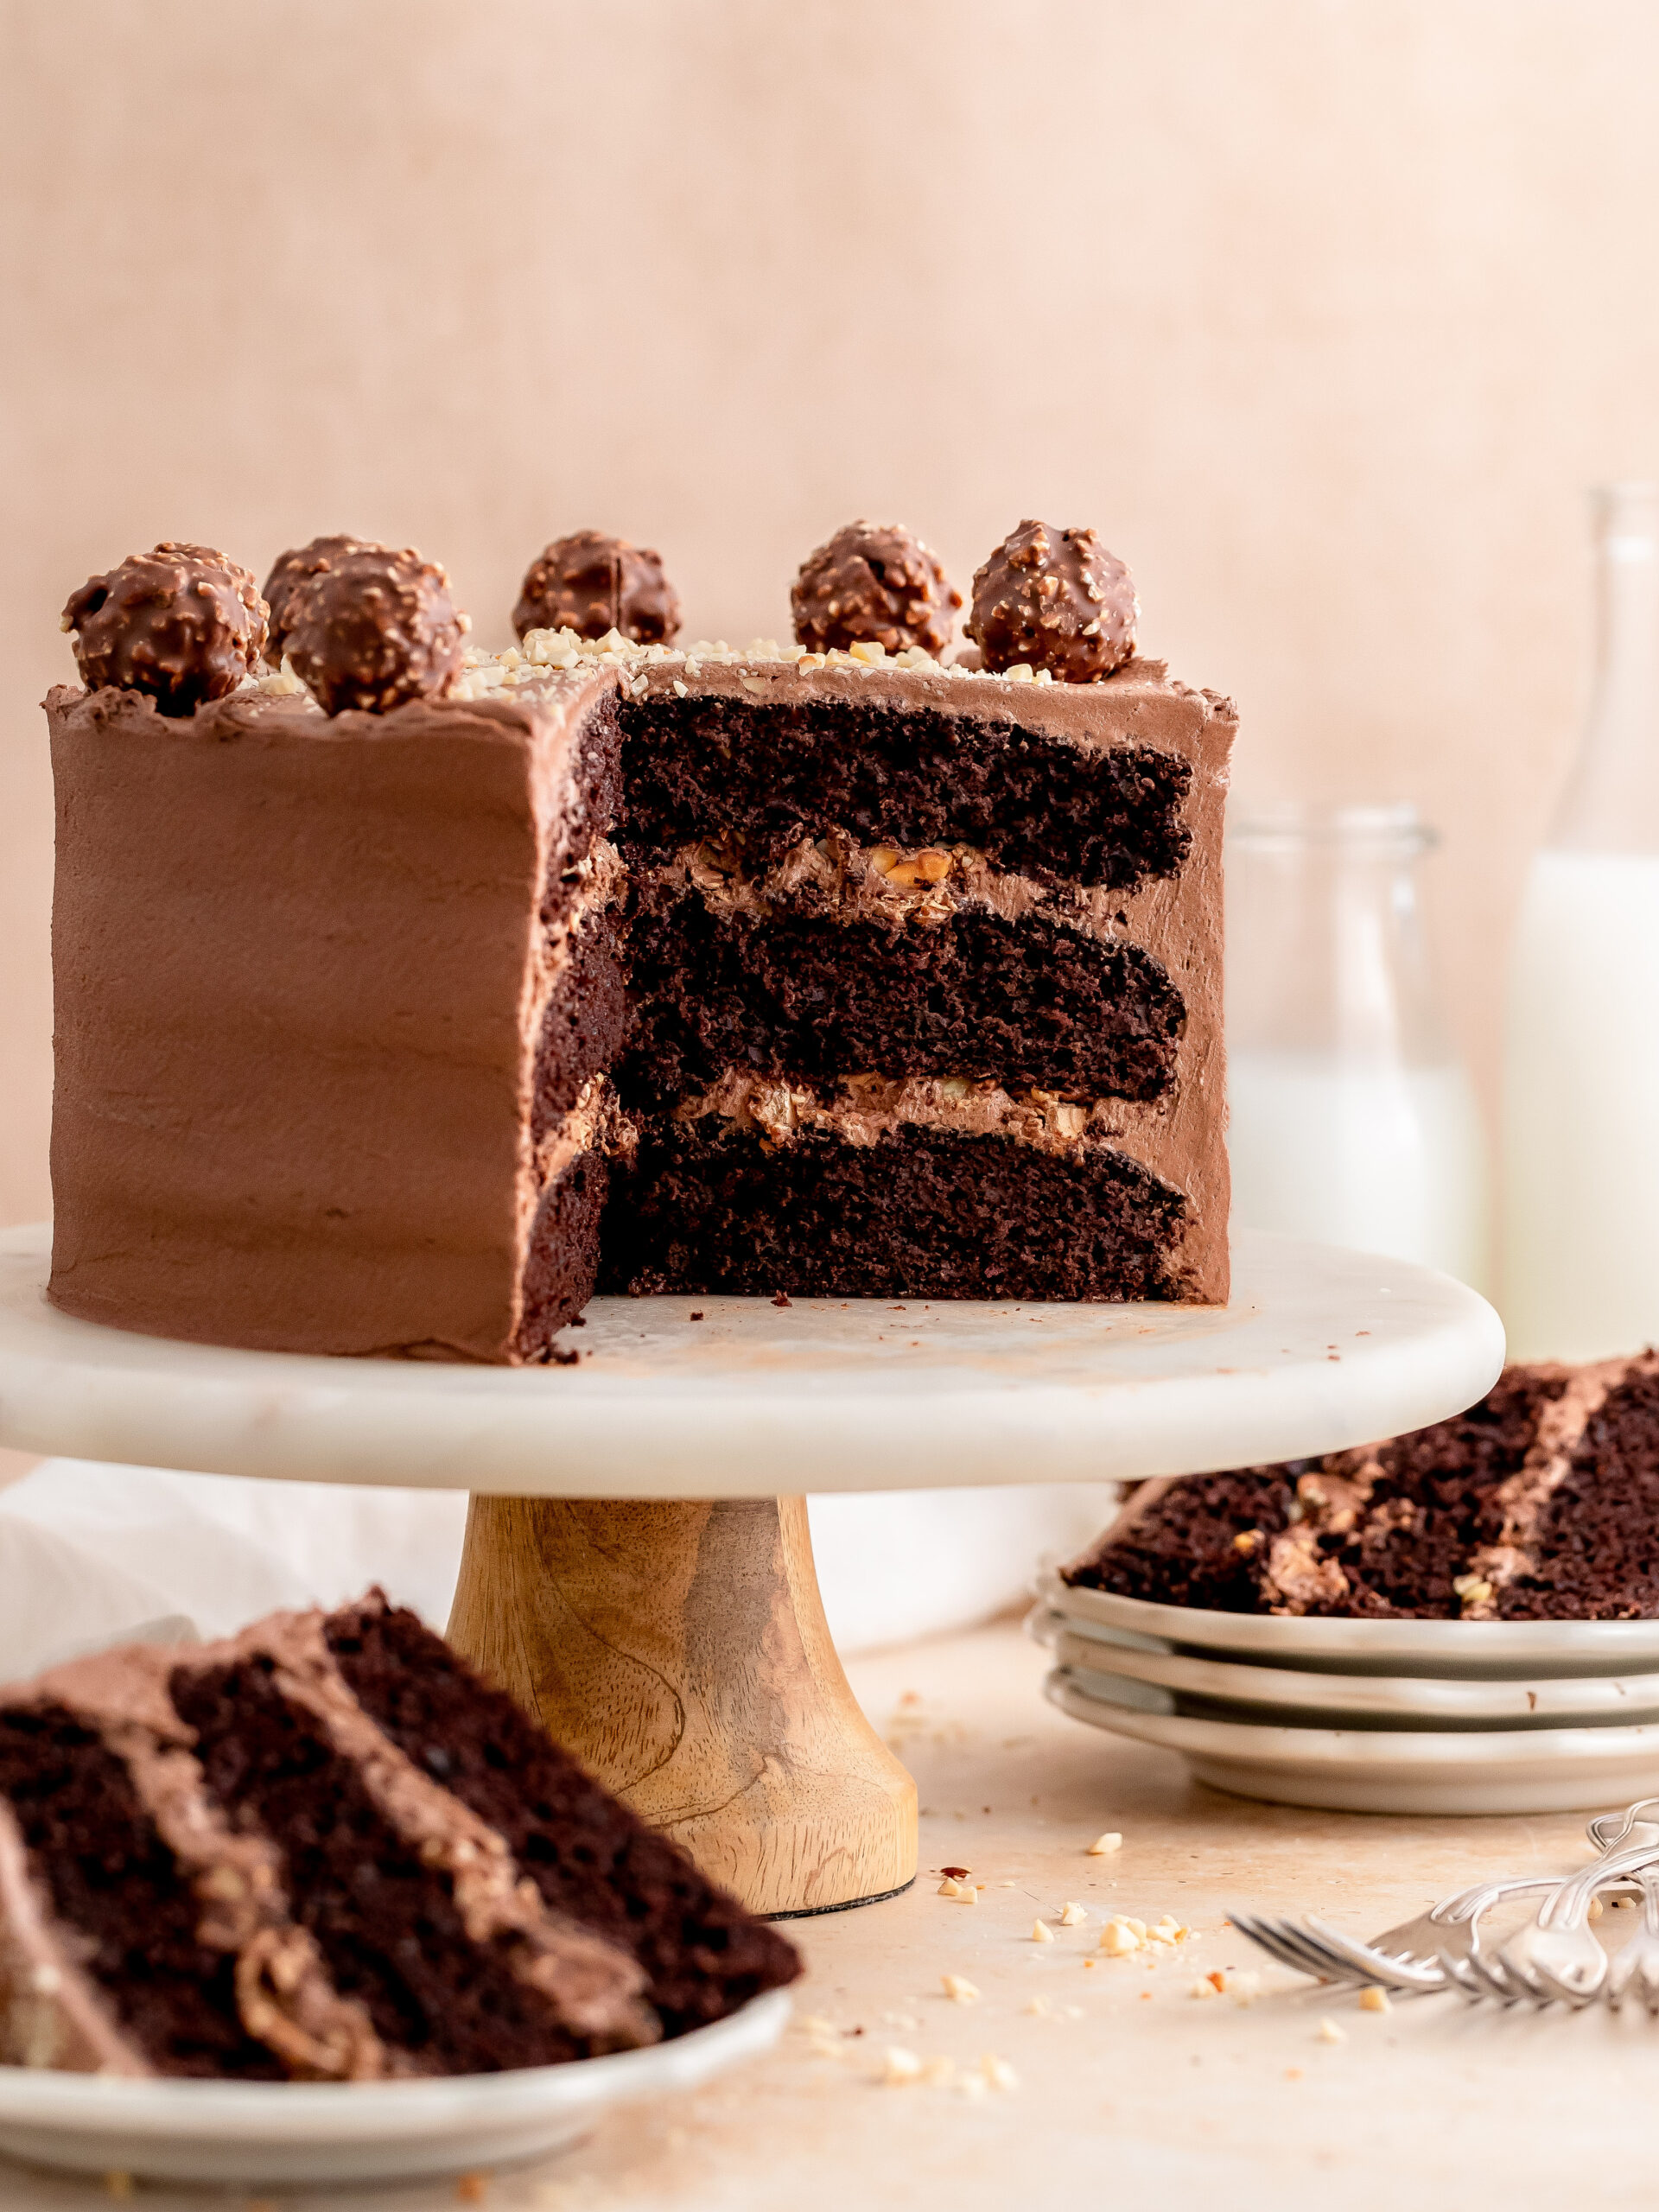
[1064,1354,1659,1621]
[46,524,1233,1357]
[0,1592,798,2077]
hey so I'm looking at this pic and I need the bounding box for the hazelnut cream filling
[671,1069,1177,1163]
[535,1076,636,1190]
[645,832,1141,942]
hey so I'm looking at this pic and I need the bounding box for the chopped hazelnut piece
[980,2053,1020,2092]
[1357,1986,1391,2014]
[1032,1918,1055,1942]
[882,2046,923,2086]
[1058,1901,1089,1927]
[941,1974,981,2005]
[1087,1832,1122,1856]
[1317,2017,1345,2044]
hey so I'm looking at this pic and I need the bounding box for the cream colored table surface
[9,1618,1656,2212]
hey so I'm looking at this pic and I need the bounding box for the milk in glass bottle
[1503,482,1659,1359]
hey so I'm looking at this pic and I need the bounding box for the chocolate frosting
[47,671,617,1360]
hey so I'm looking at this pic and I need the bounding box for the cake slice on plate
[0,1592,798,2078]
[1064,1354,1659,1620]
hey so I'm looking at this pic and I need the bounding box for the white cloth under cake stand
[0,1458,1117,1681]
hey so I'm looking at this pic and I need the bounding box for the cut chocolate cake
[45,523,1233,1358]
[1064,1353,1659,1621]
[0,1592,798,2077]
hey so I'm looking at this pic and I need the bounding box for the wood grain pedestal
[447,1494,918,1916]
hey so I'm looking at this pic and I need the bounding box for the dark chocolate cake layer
[617,689,1192,889]
[1064,1355,1659,1621]
[0,1597,799,2079]
[618,893,1185,1106]
[601,1116,1190,1302]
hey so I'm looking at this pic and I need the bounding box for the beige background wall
[4,0,1656,1228]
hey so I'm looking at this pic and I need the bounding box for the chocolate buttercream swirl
[967,520,1137,682]
[262,535,373,666]
[791,521,961,658]
[514,531,681,646]
[61,543,268,716]
[284,544,468,716]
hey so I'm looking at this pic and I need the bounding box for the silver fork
[1440,1837,1659,2006]
[1230,1876,1557,1993]
[1605,1870,1659,2012]
[1233,1800,1659,1994]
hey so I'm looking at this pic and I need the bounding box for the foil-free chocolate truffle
[61,543,267,716]
[284,544,468,716]
[262,534,372,666]
[791,520,962,658]
[513,531,681,646]
[966,520,1138,683]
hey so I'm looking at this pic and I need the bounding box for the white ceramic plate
[1045,1668,1659,1815]
[0,1990,791,2188]
[1027,1607,1659,1727]
[1036,1568,1659,1678]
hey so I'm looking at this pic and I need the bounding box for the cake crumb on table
[455,2176,491,2205]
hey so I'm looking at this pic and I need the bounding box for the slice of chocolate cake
[45,521,1233,1358]
[0,1593,798,2078]
[1064,1353,1659,1621]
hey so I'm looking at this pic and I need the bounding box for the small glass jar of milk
[1227,803,1490,1287]
[1502,482,1659,1359]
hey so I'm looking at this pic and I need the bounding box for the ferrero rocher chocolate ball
[283,544,468,716]
[791,521,961,658]
[262,535,372,666]
[966,520,1138,683]
[513,530,681,646]
[61,543,268,716]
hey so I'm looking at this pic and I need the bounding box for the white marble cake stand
[0,1222,1502,1916]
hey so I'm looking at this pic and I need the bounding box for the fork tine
[1228,1912,1343,1981]
[1444,1946,1529,2007]
[1299,1916,1444,1993]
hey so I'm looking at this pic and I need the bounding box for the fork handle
[1433,1873,1557,1926]
[1537,1839,1659,1930]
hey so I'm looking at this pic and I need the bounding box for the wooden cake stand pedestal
[0,1224,1503,1916]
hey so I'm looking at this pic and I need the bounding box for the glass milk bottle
[1502,482,1659,1359]
[1227,804,1490,1287]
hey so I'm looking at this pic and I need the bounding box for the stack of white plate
[1030,1567,1659,1815]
